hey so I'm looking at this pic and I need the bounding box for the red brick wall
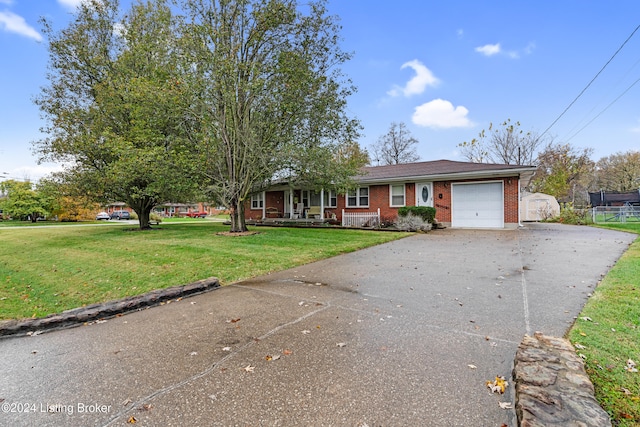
[433,181,451,223]
[245,177,521,225]
[503,177,520,224]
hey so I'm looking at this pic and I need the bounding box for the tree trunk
[129,196,155,230]
[229,197,248,233]
[138,208,151,230]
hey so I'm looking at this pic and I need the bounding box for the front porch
[248,187,340,222]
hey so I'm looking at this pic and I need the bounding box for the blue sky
[1,0,639,181]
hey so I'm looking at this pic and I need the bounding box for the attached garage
[452,182,504,228]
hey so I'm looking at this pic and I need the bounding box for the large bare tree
[371,122,420,165]
[459,119,545,165]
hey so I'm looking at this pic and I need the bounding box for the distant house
[589,190,640,207]
[245,159,537,229]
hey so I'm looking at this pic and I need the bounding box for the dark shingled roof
[589,191,640,206]
[356,159,536,182]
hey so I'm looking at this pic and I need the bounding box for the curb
[513,332,611,427]
[0,277,220,338]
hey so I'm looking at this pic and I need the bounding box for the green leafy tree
[178,0,361,232]
[530,142,594,204]
[34,0,199,230]
[459,119,545,165]
[593,150,640,192]
[0,180,50,222]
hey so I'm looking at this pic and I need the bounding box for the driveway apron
[0,223,635,427]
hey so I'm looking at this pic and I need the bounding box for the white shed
[520,192,560,221]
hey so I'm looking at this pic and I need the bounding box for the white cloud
[457,29,464,39]
[412,99,474,129]
[475,43,501,56]
[387,59,439,97]
[0,10,42,41]
[58,0,85,10]
[0,0,14,4]
[476,42,535,59]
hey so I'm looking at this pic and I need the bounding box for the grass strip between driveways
[0,222,409,320]
[568,223,640,426]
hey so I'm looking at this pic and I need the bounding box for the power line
[565,75,640,143]
[540,23,640,139]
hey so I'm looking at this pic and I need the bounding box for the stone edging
[513,332,611,427]
[0,277,220,338]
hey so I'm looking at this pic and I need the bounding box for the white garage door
[452,182,504,228]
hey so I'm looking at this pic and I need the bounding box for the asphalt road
[0,223,635,427]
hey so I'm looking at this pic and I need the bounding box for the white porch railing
[342,208,381,227]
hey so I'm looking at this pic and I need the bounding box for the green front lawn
[568,223,640,426]
[0,223,408,320]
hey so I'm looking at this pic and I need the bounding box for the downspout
[518,178,524,227]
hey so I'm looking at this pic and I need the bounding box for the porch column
[262,191,266,219]
[289,190,294,219]
[320,188,325,220]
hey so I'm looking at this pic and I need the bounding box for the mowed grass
[0,223,408,320]
[568,223,640,426]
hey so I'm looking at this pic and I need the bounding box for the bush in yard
[547,202,592,225]
[396,212,431,232]
[150,212,162,224]
[397,206,436,223]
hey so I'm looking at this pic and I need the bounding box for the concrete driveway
[0,223,635,427]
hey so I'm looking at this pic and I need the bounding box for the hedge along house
[245,159,537,229]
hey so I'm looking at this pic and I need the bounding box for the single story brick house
[245,159,537,229]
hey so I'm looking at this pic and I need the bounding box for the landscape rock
[514,332,611,427]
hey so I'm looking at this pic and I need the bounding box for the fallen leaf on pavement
[127,416,137,424]
[222,347,231,352]
[283,349,293,355]
[468,364,477,369]
[244,365,255,373]
[486,376,509,394]
[302,330,311,334]
[336,342,346,347]
[499,401,513,409]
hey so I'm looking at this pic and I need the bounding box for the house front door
[416,182,433,207]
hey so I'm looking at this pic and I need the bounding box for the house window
[347,187,369,207]
[300,190,336,208]
[251,193,264,209]
[390,184,405,207]
[323,190,337,208]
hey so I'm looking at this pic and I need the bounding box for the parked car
[184,211,208,218]
[95,212,110,220]
[110,211,131,220]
